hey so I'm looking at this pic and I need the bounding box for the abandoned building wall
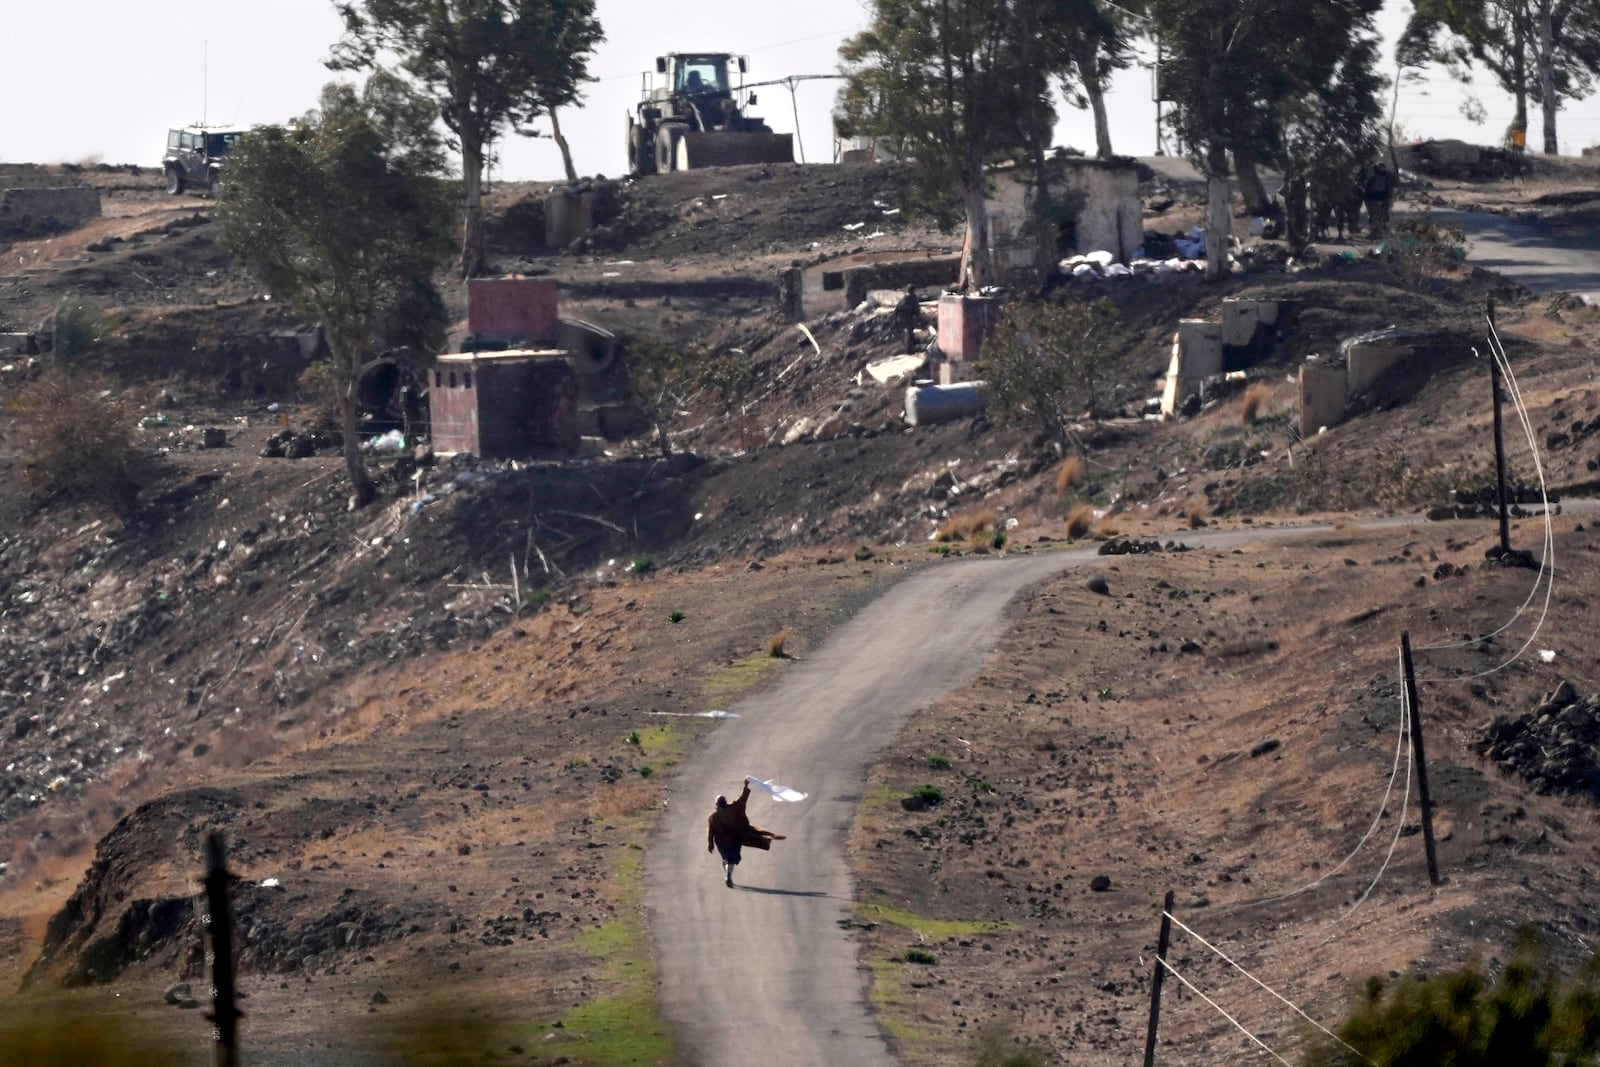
[1299,360,1349,437]
[785,251,960,321]
[0,187,101,236]
[987,158,1143,276]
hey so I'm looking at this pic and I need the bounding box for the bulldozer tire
[628,116,655,177]
[655,124,686,173]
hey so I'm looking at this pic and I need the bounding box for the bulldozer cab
[657,53,740,97]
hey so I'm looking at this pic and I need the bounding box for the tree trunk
[338,381,376,509]
[1283,176,1310,254]
[1204,143,1230,282]
[460,135,486,279]
[1538,0,1559,153]
[548,108,579,181]
[1234,151,1273,217]
[1513,17,1530,140]
[960,179,991,291]
[1075,52,1114,159]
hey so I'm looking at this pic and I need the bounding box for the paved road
[644,528,1302,1067]
[1435,207,1600,299]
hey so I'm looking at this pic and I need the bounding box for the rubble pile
[1476,680,1600,801]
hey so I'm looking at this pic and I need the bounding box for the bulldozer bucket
[676,131,794,170]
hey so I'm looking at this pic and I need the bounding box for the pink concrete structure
[466,278,560,345]
[936,294,1002,362]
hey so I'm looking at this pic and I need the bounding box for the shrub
[631,558,655,574]
[990,528,1007,551]
[1186,503,1208,529]
[904,948,937,965]
[50,300,114,365]
[970,1024,1054,1067]
[937,507,999,542]
[913,784,943,804]
[1378,209,1467,291]
[7,370,159,521]
[927,755,952,770]
[1240,382,1271,424]
[638,766,654,778]
[768,627,791,658]
[1064,504,1094,539]
[1304,927,1600,1067]
[1054,454,1085,495]
[667,610,685,624]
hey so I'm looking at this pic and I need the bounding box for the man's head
[715,795,728,809]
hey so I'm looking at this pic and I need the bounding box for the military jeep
[162,125,249,195]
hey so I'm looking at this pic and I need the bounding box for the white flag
[747,776,808,803]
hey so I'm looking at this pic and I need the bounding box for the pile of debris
[1476,680,1600,801]
[1425,480,1556,521]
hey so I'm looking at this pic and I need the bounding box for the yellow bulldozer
[626,52,795,176]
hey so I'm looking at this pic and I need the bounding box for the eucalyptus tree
[837,0,1078,289]
[216,75,455,507]
[330,0,603,277]
[1403,0,1600,154]
[1151,0,1385,279]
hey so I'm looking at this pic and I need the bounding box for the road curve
[1433,207,1600,298]
[644,528,1296,1067]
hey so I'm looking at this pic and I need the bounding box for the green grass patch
[859,903,1017,940]
[867,959,932,1044]
[517,829,676,1065]
[926,755,951,770]
[703,654,783,700]
[625,724,678,753]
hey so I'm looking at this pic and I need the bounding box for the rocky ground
[1,149,1600,1065]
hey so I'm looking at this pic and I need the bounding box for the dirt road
[645,526,1313,1067]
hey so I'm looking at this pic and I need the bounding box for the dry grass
[935,508,999,542]
[1064,504,1094,540]
[1186,502,1209,528]
[1241,382,1271,424]
[1054,455,1086,495]
[768,627,792,658]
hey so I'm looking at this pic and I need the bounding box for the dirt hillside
[2,150,1600,1066]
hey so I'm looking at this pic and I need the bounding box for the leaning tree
[215,73,454,507]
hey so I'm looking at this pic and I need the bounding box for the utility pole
[1487,299,1512,558]
[1400,633,1441,886]
[204,833,241,1067]
[1143,889,1176,1066]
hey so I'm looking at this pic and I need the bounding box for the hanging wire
[1242,674,1410,909]
[1333,651,1416,924]
[1414,318,1557,680]
[1156,957,1297,1067]
[1163,912,1377,1066]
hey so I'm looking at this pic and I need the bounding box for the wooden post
[1143,889,1176,1067]
[1487,300,1512,558]
[1400,632,1442,886]
[204,833,240,1067]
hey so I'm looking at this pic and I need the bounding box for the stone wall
[0,186,101,236]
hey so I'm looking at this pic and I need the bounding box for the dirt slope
[2,152,1600,1065]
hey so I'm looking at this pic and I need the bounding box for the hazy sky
[4,0,1597,181]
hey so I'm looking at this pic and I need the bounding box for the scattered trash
[842,221,865,231]
[138,415,170,428]
[408,494,437,516]
[1540,649,1557,662]
[365,429,406,452]
[260,877,281,888]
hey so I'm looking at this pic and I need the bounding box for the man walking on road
[708,778,786,887]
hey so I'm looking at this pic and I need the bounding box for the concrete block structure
[784,250,961,321]
[1159,319,1223,416]
[986,156,1143,276]
[430,351,580,458]
[936,293,1002,363]
[429,277,630,457]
